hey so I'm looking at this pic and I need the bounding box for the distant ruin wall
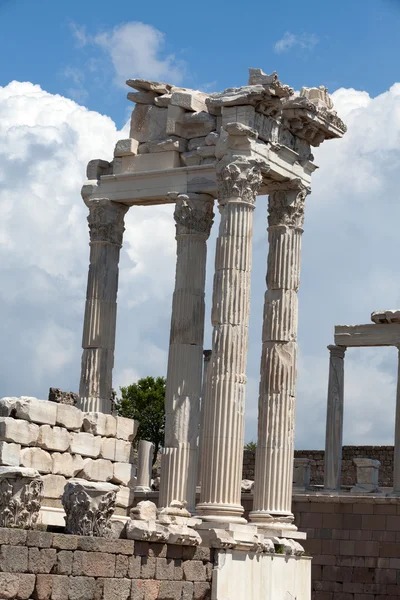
[242,447,395,487]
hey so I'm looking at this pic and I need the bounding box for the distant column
[393,347,400,493]
[196,157,262,523]
[324,345,346,491]
[134,440,154,493]
[79,199,128,414]
[159,194,214,514]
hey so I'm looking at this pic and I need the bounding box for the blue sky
[2,0,400,449]
[1,0,400,127]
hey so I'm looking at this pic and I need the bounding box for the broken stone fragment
[371,309,400,324]
[140,137,188,154]
[241,479,254,492]
[196,145,216,158]
[62,479,118,536]
[207,85,265,108]
[114,138,139,157]
[126,78,173,94]
[248,68,279,86]
[130,500,158,522]
[0,467,43,528]
[127,90,158,104]
[154,93,172,107]
[86,159,112,180]
[224,122,258,138]
[300,85,334,110]
[188,136,207,151]
[48,388,78,406]
[181,151,202,166]
[170,90,209,113]
[180,111,216,139]
[205,132,219,145]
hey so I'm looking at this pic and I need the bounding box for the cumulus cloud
[68,21,185,87]
[2,79,400,452]
[274,31,319,54]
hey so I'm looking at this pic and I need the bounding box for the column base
[249,510,297,531]
[195,502,247,524]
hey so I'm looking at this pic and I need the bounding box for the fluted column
[250,186,309,530]
[79,198,128,414]
[197,350,212,487]
[393,348,400,494]
[196,157,262,523]
[324,345,346,491]
[134,440,154,493]
[159,194,214,513]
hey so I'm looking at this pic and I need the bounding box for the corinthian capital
[86,199,129,246]
[268,184,311,228]
[216,156,263,205]
[171,193,214,237]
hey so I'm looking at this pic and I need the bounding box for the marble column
[196,157,262,523]
[134,440,154,493]
[79,198,128,414]
[159,194,214,514]
[197,350,212,487]
[250,186,309,530]
[324,345,346,491]
[393,347,400,493]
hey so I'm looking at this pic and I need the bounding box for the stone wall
[0,397,138,514]
[293,494,400,600]
[0,527,213,600]
[242,447,395,487]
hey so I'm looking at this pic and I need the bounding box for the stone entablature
[0,397,137,513]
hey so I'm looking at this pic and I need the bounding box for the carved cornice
[268,185,310,228]
[327,344,346,359]
[171,193,214,237]
[216,157,264,205]
[86,199,129,246]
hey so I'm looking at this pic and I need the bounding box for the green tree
[244,441,257,451]
[116,376,166,464]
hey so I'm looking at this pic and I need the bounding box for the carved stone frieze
[268,186,310,228]
[62,479,118,537]
[170,193,214,237]
[0,467,44,529]
[216,157,263,205]
[86,198,129,246]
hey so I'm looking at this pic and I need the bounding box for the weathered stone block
[28,547,57,573]
[115,439,134,463]
[112,462,136,486]
[155,557,176,580]
[17,573,36,599]
[114,138,139,157]
[103,578,131,600]
[69,432,101,457]
[115,554,129,577]
[52,452,84,478]
[0,441,20,466]
[68,576,96,600]
[38,425,70,452]
[182,581,194,600]
[52,533,79,550]
[171,91,208,113]
[158,580,183,600]
[42,474,67,499]
[15,397,57,425]
[0,544,28,572]
[0,397,18,416]
[128,555,141,578]
[115,485,135,509]
[193,582,211,600]
[20,447,52,473]
[0,572,19,599]
[130,105,167,142]
[26,530,53,548]
[56,404,83,431]
[72,550,116,577]
[54,550,73,575]
[183,560,207,581]
[141,556,156,579]
[83,412,107,436]
[101,437,116,461]
[78,458,113,482]
[124,151,181,173]
[0,417,39,445]
[116,416,137,442]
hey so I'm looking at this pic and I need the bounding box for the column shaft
[196,158,262,523]
[324,345,346,491]
[197,350,212,487]
[159,194,214,513]
[250,187,309,529]
[79,199,128,414]
[393,349,400,493]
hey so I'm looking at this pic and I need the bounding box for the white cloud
[68,21,185,88]
[274,31,319,54]
[2,79,400,454]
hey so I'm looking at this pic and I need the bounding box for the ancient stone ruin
[0,68,348,599]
